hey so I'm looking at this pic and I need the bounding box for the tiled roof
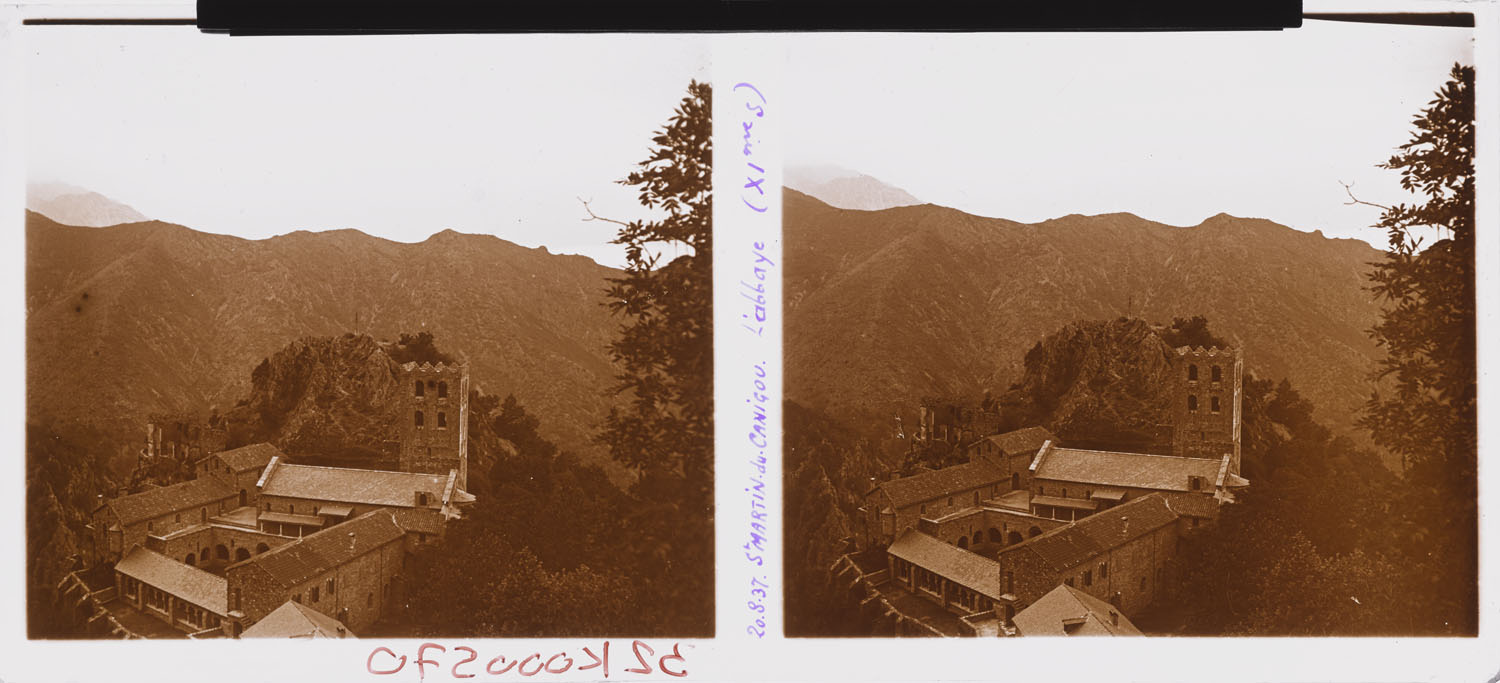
[243,510,405,589]
[1012,584,1142,636]
[1018,526,1104,572]
[887,528,1003,599]
[242,600,356,639]
[1072,494,1179,549]
[388,507,447,536]
[1034,447,1223,492]
[880,460,1007,509]
[210,443,284,473]
[261,463,452,509]
[1011,494,1181,571]
[103,478,237,525]
[974,426,1057,456]
[1164,493,1221,519]
[115,545,228,615]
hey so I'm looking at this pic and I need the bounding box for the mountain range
[785,165,922,211]
[26,210,624,474]
[783,188,1387,455]
[27,182,148,227]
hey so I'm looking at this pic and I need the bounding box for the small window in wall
[328,579,336,595]
[175,513,181,523]
[1188,364,1198,381]
[292,592,301,604]
[1212,365,1222,382]
[415,380,425,397]
[1065,577,1074,587]
[1211,396,1221,414]
[1100,562,1109,580]
[920,504,926,515]
[147,522,153,533]
[1062,488,1068,498]
[1084,570,1093,586]
[438,381,448,398]
[973,491,980,505]
[1188,395,1199,412]
[437,412,447,429]
[947,496,953,506]
[311,586,320,602]
[265,502,271,511]
[415,410,425,427]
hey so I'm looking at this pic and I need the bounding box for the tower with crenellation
[1169,346,1243,476]
[397,361,470,490]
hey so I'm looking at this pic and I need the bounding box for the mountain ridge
[26,210,625,473]
[784,188,1385,455]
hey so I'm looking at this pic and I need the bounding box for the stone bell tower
[1169,346,1243,476]
[397,361,470,490]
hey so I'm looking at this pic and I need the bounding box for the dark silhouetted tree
[592,80,713,634]
[1356,63,1475,634]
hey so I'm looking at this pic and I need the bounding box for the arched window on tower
[1188,395,1198,412]
[1211,365,1223,383]
[414,411,425,428]
[437,412,447,429]
[414,380,425,398]
[1188,364,1198,381]
[1211,396,1221,414]
[438,381,448,399]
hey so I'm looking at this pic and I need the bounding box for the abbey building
[57,361,474,639]
[837,346,1248,637]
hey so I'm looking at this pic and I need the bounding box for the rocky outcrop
[225,334,406,467]
[995,318,1176,450]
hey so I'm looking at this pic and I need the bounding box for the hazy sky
[25,29,708,267]
[784,20,1474,247]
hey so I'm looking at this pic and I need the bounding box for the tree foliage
[1358,63,1476,634]
[594,80,714,634]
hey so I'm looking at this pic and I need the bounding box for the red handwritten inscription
[366,641,689,680]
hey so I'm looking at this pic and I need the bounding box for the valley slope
[26,211,622,470]
[784,189,1385,453]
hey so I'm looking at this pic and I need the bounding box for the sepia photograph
[20,27,713,640]
[781,19,1478,638]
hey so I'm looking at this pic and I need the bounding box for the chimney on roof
[1122,515,1129,537]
